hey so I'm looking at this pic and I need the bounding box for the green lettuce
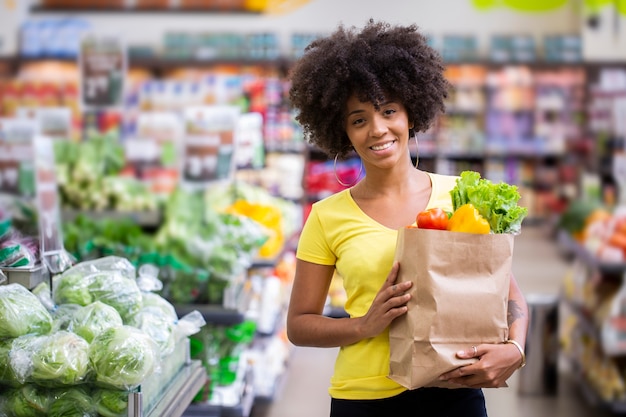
[47,387,96,417]
[0,385,52,417]
[92,388,128,417]
[0,284,52,338]
[30,331,91,386]
[70,301,123,343]
[89,325,159,390]
[450,171,528,234]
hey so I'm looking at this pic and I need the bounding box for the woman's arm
[439,274,529,388]
[286,260,412,348]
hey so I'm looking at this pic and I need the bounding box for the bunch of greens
[89,325,159,390]
[0,284,52,339]
[128,306,176,357]
[450,171,529,235]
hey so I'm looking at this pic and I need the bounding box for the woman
[286,20,529,417]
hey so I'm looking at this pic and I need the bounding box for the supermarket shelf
[570,359,626,414]
[558,230,626,275]
[174,303,246,326]
[61,209,163,228]
[146,360,207,417]
[184,354,255,417]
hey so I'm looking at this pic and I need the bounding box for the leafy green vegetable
[0,339,19,387]
[47,387,96,417]
[450,171,528,234]
[87,272,143,323]
[89,325,159,390]
[70,301,124,343]
[129,306,176,357]
[0,385,52,417]
[29,331,91,386]
[0,284,52,338]
[52,272,94,306]
[92,388,128,417]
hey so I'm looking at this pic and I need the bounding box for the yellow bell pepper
[447,203,490,234]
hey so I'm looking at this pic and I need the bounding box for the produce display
[53,135,159,213]
[62,182,298,306]
[0,256,205,417]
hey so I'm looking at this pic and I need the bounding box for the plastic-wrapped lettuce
[10,332,91,387]
[92,388,128,417]
[51,304,82,333]
[53,270,143,324]
[0,339,19,387]
[58,256,136,281]
[70,301,123,343]
[89,325,160,390]
[47,387,96,417]
[87,272,143,323]
[0,284,52,338]
[140,292,178,322]
[0,384,53,417]
[129,306,176,357]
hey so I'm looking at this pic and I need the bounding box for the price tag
[0,118,38,197]
[79,34,126,109]
[182,106,240,188]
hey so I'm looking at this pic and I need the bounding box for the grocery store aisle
[251,226,613,417]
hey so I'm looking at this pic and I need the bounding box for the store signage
[0,118,38,197]
[17,107,73,140]
[33,135,73,274]
[181,106,240,188]
[126,111,184,195]
[79,34,126,109]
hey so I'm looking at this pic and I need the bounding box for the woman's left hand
[438,342,523,388]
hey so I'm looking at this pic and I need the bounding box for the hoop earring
[412,131,419,169]
[334,153,363,187]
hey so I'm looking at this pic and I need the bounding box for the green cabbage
[70,301,123,343]
[30,331,91,386]
[47,387,96,417]
[92,388,128,417]
[51,304,82,333]
[89,325,159,390]
[0,284,52,338]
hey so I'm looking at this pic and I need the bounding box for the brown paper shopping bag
[388,227,513,389]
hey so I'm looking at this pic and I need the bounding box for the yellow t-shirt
[296,172,458,400]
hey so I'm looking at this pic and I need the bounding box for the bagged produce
[69,301,124,343]
[389,171,527,389]
[10,331,91,387]
[0,284,52,339]
[0,384,54,416]
[89,325,160,390]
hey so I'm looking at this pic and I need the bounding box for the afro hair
[288,19,450,158]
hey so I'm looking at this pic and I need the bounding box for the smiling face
[344,94,413,170]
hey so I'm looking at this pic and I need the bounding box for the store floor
[251,226,615,417]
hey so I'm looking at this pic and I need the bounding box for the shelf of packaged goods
[184,353,255,417]
[569,357,626,414]
[558,230,626,275]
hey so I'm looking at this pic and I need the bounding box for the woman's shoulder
[426,172,459,191]
[311,189,352,210]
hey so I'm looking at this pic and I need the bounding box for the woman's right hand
[357,262,412,339]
